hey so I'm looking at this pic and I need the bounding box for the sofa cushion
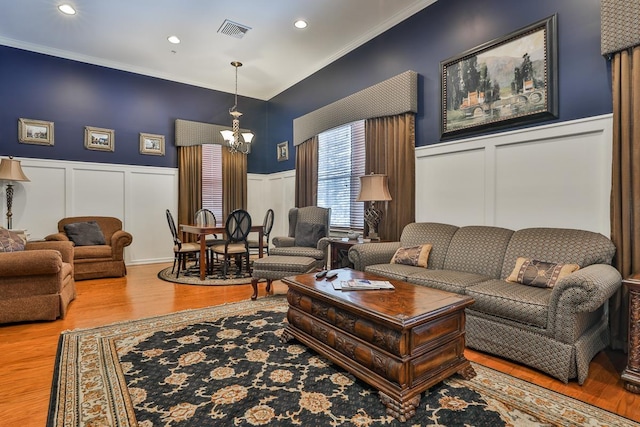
[73,245,113,259]
[506,257,580,288]
[466,279,551,329]
[399,222,459,269]
[0,227,25,252]
[443,226,514,278]
[270,246,325,261]
[64,221,106,246]
[294,222,326,247]
[364,263,418,282]
[408,269,492,294]
[390,244,431,268]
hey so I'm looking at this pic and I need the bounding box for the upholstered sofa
[45,216,132,280]
[0,240,76,323]
[348,222,622,384]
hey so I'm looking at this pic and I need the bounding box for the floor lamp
[0,157,30,229]
[356,173,392,241]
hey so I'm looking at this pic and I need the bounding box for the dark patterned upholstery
[348,222,622,385]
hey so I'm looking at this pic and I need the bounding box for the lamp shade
[356,173,391,202]
[0,158,30,182]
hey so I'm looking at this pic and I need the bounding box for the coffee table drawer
[411,339,466,387]
[411,312,465,355]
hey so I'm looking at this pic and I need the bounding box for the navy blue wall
[0,46,267,169]
[0,0,611,175]
[267,0,611,172]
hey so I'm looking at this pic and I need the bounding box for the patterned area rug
[157,261,261,286]
[47,297,638,427]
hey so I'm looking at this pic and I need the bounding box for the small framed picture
[139,133,165,156]
[84,126,115,152]
[277,141,289,162]
[18,118,54,146]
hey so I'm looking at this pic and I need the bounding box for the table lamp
[0,157,30,229]
[356,173,392,240]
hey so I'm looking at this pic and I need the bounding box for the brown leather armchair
[0,240,76,323]
[45,216,133,280]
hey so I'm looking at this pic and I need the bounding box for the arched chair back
[194,208,217,227]
[212,209,252,278]
[166,209,200,277]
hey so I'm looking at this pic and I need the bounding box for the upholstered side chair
[271,206,331,269]
[45,216,132,280]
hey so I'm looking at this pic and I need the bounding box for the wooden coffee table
[282,268,476,422]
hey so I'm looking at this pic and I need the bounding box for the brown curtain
[610,45,640,350]
[365,113,416,242]
[177,145,202,242]
[222,149,247,219]
[295,136,318,208]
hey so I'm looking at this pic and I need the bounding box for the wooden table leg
[199,233,206,280]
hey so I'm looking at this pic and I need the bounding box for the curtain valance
[175,119,250,150]
[601,0,640,56]
[293,70,418,146]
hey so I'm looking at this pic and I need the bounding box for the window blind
[202,144,223,223]
[318,121,365,229]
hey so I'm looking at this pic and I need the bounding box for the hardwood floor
[1,263,639,426]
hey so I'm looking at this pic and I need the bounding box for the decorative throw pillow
[390,244,432,268]
[0,227,26,252]
[294,222,326,248]
[63,221,106,246]
[506,257,580,288]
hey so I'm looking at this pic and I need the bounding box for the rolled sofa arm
[111,230,133,260]
[551,264,622,313]
[45,232,70,242]
[0,249,63,277]
[272,236,295,247]
[26,240,75,264]
[348,241,402,271]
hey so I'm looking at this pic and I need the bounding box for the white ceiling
[0,0,436,100]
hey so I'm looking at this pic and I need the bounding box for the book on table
[333,279,395,291]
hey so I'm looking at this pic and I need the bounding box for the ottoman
[251,255,316,300]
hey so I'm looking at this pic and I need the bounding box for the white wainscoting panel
[248,170,296,246]
[2,158,178,266]
[416,114,613,235]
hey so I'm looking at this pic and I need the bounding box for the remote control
[315,270,327,279]
[325,270,339,280]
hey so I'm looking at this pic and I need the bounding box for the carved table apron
[282,268,476,422]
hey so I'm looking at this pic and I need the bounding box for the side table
[329,238,370,270]
[622,274,640,393]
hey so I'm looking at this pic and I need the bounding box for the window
[317,120,365,230]
[202,144,223,222]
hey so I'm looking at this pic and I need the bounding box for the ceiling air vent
[217,19,252,39]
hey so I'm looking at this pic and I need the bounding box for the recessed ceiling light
[167,35,181,44]
[57,4,76,15]
[294,20,308,29]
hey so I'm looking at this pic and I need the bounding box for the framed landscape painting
[440,14,558,139]
[84,126,115,152]
[18,118,54,146]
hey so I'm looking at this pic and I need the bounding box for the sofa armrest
[110,230,133,260]
[317,237,331,252]
[551,264,622,313]
[26,240,75,264]
[348,241,402,271]
[272,236,295,247]
[0,249,63,277]
[45,232,70,242]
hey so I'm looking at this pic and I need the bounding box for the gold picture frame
[18,118,54,146]
[139,133,165,156]
[277,141,289,162]
[84,126,115,152]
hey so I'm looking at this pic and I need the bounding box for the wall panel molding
[415,114,613,235]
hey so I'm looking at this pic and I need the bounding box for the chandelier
[220,61,254,154]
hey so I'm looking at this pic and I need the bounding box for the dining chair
[166,209,200,278]
[194,208,225,269]
[211,209,252,279]
[249,208,274,255]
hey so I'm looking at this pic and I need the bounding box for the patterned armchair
[271,206,331,269]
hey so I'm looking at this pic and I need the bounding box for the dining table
[180,224,264,281]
